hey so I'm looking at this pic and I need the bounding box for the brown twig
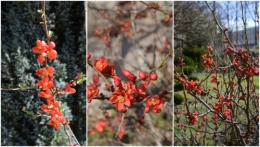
[66,124,81,146]
[41,2,80,145]
[114,113,125,139]
[205,1,235,49]
[63,124,72,145]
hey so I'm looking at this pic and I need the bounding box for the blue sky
[216,1,258,31]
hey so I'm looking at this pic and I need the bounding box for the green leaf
[59,104,66,112]
[37,9,43,14]
[49,31,53,38]
[161,57,167,65]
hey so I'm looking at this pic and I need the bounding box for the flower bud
[139,71,147,80]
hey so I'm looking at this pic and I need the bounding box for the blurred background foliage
[1,1,86,146]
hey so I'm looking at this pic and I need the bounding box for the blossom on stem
[109,90,131,111]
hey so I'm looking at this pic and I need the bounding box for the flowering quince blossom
[184,80,204,95]
[144,95,165,113]
[38,76,54,90]
[117,129,125,140]
[88,54,168,116]
[223,109,231,117]
[94,57,109,72]
[93,57,117,76]
[87,84,99,103]
[122,69,136,81]
[189,112,199,125]
[95,121,109,132]
[39,88,54,100]
[32,39,78,131]
[110,90,131,111]
[202,54,214,68]
[64,83,76,94]
[36,66,55,78]
[32,40,57,63]
[40,100,65,130]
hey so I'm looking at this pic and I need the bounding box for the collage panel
[1,1,86,146]
[174,1,259,146]
[87,1,173,146]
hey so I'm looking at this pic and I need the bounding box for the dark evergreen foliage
[1,1,86,146]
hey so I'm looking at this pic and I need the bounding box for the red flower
[64,84,76,94]
[122,81,136,95]
[87,85,99,102]
[122,69,136,81]
[92,74,99,83]
[49,110,65,130]
[40,100,65,130]
[38,76,54,90]
[208,46,213,52]
[149,73,158,81]
[102,35,111,46]
[47,49,57,60]
[251,67,258,75]
[39,89,54,100]
[95,121,108,132]
[223,109,231,117]
[89,129,97,135]
[110,90,131,111]
[36,66,55,78]
[47,41,55,51]
[139,71,147,80]
[214,103,222,114]
[33,40,57,62]
[37,53,46,63]
[144,95,165,113]
[202,54,214,68]
[117,129,125,140]
[112,75,122,87]
[94,57,109,72]
[137,84,148,98]
[32,40,47,53]
[184,80,204,95]
[210,75,220,84]
[87,54,91,60]
[189,112,199,125]
[196,86,204,95]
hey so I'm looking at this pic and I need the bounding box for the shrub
[174,81,184,92]
[174,93,184,105]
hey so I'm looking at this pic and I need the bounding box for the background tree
[174,1,215,48]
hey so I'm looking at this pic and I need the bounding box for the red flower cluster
[32,40,57,63]
[87,74,100,102]
[144,95,165,113]
[33,40,76,130]
[225,47,259,78]
[210,75,220,84]
[41,100,65,130]
[120,21,131,32]
[89,118,125,140]
[189,111,199,125]
[88,55,167,113]
[202,53,215,68]
[184,80,204,95]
